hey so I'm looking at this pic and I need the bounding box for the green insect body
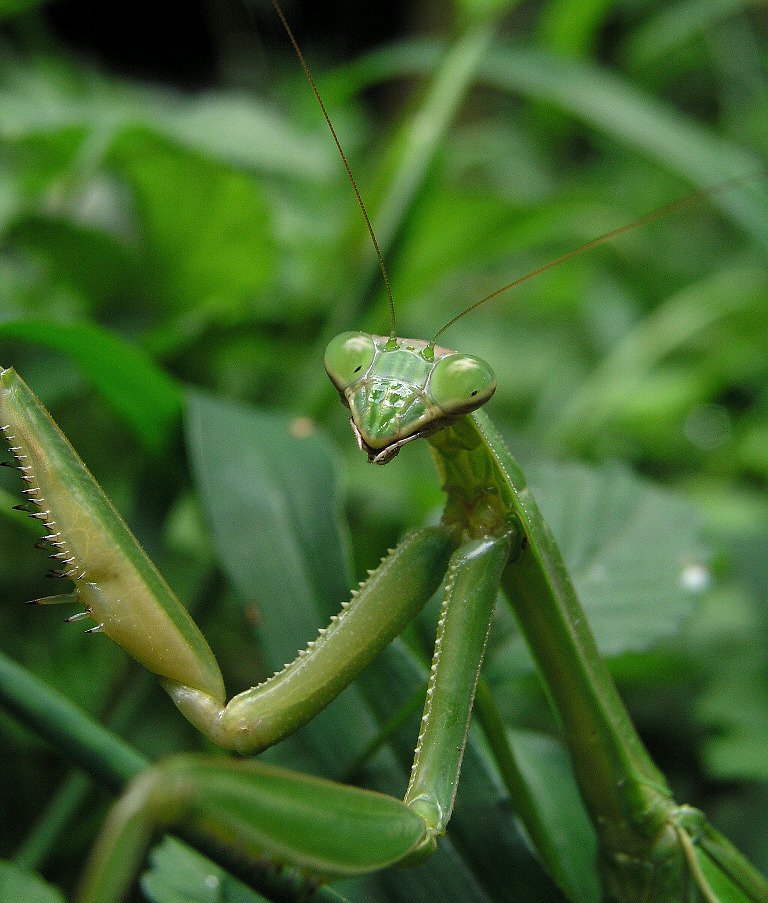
[1,364,458,758]
[1,357,518,897]
[2,1,768,898]
[6,338,765,903]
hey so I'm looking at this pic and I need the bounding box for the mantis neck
[428,412,675,858]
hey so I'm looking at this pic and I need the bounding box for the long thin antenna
[430,171,758,346]
[271,0,397,341]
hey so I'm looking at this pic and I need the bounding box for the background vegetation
[0,0,766,900]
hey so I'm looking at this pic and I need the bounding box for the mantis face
[325,332,496,464]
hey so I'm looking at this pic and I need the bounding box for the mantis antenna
[271,0,757,354]
[429,171,759,347]
[270,0,398,344]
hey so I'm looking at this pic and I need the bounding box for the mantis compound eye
[428,353,496,415]
[324,332,376,393]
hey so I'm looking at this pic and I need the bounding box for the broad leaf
[141,838,273,903]
[161,94,339,179]
[9,215,145,307]
[509,729,599,903]
[697,533,768,781]
[490,461,708,676]
[185,391,353,659]
[0,862,65,903]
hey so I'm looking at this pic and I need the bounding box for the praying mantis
[1,2,767,902]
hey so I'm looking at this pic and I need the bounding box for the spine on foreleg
[0,366,225,703]
[216,526,455,754]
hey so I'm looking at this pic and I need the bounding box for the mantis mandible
[0,2,766,901]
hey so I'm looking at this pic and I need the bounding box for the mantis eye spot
[429,354,496,414]
[325,332,377,392]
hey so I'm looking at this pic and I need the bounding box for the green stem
[14,669,157,870]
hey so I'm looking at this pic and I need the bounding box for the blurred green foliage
[0,0,767,900]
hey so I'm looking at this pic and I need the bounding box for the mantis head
[325,332,496,464]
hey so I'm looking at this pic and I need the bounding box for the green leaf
[108,129,278,314]
[480,48,768,248]
[0,319,182,453]
[622,0,763,69]
[455,0,522,22]
[9,215,145,307]
[141,838,313,903]
[341,40,767,246]
[546,264,768,449]
[530,461,708,652]
[161,94,339,180]
[185,392,353,660]
[0,861,65,903]
[699,652,768,782]
[509,729,600,903]
[5,126,89,199]
[490,461,708,675]
[537,0,615,57]
[697,533,768,781]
